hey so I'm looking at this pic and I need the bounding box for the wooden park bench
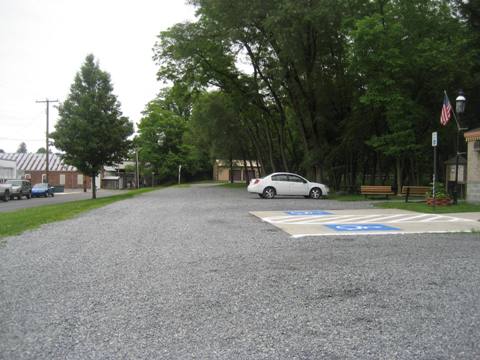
[360,185,394,199]
[400,186,431,203]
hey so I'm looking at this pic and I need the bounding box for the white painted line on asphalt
[291,229,477,238]
[263,213,476,225]
[393,214,433,222]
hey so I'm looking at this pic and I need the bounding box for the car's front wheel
[309,187,322,199]
[263,187,276,199]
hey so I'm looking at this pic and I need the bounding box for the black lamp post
[453,90,466,204]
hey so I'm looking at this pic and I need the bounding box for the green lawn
[0,188,157,239]
[328,193,369,201]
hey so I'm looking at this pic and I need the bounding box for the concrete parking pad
[250,209,480,237]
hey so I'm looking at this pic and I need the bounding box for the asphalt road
[0,189,125,212]
[1,184,480,359]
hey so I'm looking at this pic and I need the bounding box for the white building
[0,158,17,181]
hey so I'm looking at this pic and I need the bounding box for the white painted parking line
[251,209,480,237]
[263,213,473,225]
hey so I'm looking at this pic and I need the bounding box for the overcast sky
[0,0,196,153]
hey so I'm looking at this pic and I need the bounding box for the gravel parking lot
[1,184,480,359]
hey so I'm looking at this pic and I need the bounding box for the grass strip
[0,188,157,239]
[329,194,369,201]
[375,201,480,213]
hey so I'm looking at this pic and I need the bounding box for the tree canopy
[16,142,27,154]
[147,0,478,191]
[51,54,133,198]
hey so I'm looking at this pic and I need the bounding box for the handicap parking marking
[325,224,400,232]
[250,209,480,237]
[285,210,332,216]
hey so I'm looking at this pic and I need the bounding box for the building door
[232,169,242,181]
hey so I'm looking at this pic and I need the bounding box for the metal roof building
[0,153,77,172]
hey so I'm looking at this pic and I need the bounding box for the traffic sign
[432,132,438,147]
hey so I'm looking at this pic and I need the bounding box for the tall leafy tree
[51,54,133,198]
[16,142,27,153]
[350,0,473,190]
[137,98,190,183]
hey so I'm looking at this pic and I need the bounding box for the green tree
[51,54,133,198]
[17,142,27,153]
[37,147,52,154]
[136,99,190,183]
[350,1,473,190]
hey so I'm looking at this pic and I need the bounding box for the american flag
[440,93,452,126]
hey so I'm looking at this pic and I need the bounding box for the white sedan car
[248,172,329,199]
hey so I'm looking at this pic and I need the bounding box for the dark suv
[6,179,32,200]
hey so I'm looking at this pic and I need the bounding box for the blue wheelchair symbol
[326,224,400,232]
[286,210,332,216]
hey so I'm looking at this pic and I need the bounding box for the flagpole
[444,90,461,131]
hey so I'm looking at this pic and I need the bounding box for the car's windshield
[33,184,47,189]
[6,180,22,186]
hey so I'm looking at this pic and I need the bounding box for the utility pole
[36,98,58,184]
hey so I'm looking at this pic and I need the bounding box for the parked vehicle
[5,179,32,199]
[247,172,329,199]
[31,183,55,198]
[0,182,12,202]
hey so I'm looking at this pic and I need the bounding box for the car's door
[287,174,309,195]
[271,174,290,195]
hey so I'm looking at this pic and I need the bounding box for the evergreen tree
[51,55,133,198]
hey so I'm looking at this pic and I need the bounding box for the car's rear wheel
[263,187,276,199]
[27,192,31,199]
[310,187,322,199]
[3,191,9,202]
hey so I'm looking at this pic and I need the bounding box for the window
[287,175,305,183]
[272,174,288,181]
[77,174,84,185]
[59,174,65,185]
[41,174,47,183]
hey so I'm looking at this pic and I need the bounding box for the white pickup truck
[0,182,12,201]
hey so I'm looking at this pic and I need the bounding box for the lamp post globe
[456,90,466,115]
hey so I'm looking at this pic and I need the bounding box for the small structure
[444,155,467,199]
[213,160,262,182]
[464,128,480,203]
[0,158,17,181]
[101,162,136,189]
[0,153,91,189]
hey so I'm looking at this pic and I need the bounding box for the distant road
[0,189,125,212]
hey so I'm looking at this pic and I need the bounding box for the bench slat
[360,185,394,198]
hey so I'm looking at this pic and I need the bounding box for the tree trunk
[229,152,234,184]
[91,172,97,199]
[396,158,402,195]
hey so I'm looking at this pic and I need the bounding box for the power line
[36,99,58,184]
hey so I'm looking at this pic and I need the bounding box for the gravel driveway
[1,184,479,359]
